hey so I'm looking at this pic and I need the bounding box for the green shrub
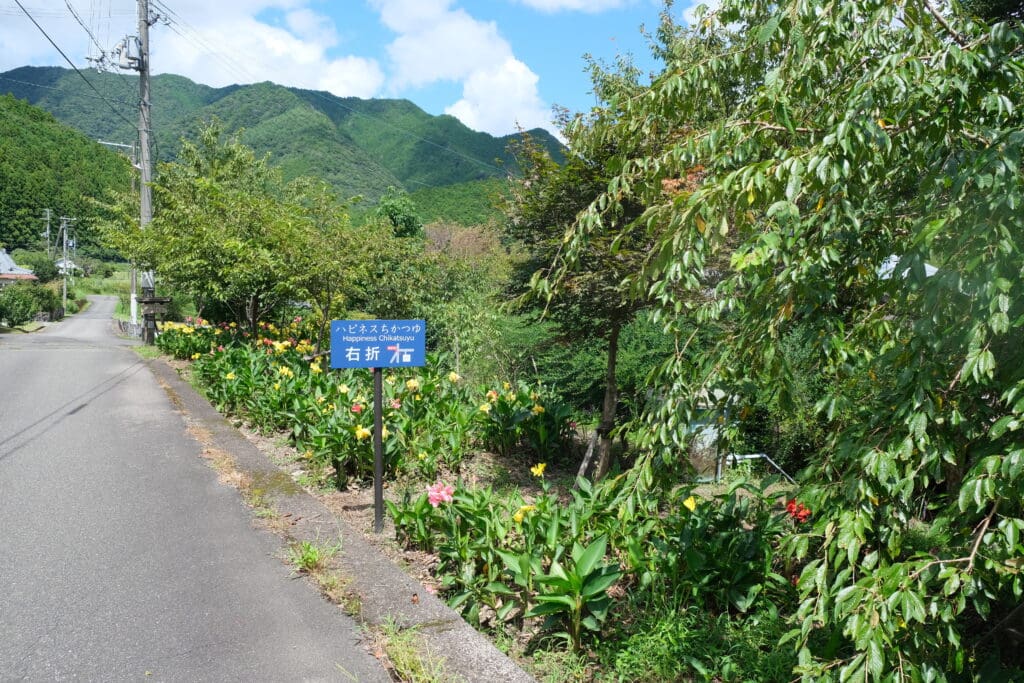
[0,283,39,327]
[605,605,795,683]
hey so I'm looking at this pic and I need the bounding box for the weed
[526,647,590,683]
[288,539,341,574]
[132,345,162,360]
[315,572,362,616]
[375,619,453,683]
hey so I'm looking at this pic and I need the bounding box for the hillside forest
[6,1,1024,681]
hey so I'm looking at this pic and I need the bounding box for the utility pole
[58,217,75,312]
[42,209,51,258]
[138,0,153,263]
[136,0,158,344]
[107,0,160,337]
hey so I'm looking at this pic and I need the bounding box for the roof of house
[0,248,38,281]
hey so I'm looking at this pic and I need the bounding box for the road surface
[0,296,389,682]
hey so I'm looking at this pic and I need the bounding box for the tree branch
[967,498,1000,574]
[924,0,968,48]
[909,498,1001,579]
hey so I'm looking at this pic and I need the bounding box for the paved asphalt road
[0,297,389,682]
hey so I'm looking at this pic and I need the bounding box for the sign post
[330,319,426,533]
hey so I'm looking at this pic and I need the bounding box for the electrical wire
[0,73,133,104]
[148,0,507,178]
[12,0,137,130]
[63,0,139,105]
[63,0,103,58]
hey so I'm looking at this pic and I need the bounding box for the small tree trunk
[594,321,621,479]
[248,295,259,338]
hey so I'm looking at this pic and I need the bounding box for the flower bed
[157,320,803,680]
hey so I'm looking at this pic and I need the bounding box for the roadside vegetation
[101,1,1024,681]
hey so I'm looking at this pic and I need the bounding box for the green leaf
[581,568,622,598]
[573,535,608,578]
[484,581,514,596]
[757,14,783,45]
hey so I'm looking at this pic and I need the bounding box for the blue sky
[0,1,711,136]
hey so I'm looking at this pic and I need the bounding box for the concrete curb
[147,357,535,683]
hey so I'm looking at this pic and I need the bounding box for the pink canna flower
[426,482,454,507]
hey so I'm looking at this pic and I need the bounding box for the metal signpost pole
[330,319,426,534]
[373,368,384,534]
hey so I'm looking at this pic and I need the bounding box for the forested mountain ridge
[0,66,564,202]
[0,94,131,252]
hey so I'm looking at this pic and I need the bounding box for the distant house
[0,248,38,288]
[55,258,83,275]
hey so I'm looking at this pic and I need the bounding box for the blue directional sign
[329,319,426,369]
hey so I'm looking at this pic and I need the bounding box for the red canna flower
[787,499,812,523]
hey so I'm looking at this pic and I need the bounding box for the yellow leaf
[695,215,706,234]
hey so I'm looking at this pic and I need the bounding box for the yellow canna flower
[273,382,281,390]
[479,403,492,413]
[530,463,546,477]
[191,353,201,360]
[448,371,461,383]
[355,426,371,440]
[406,378,421,392]
[531,404,545,415]
[310,362,322,374]
[513,505,536,524]
[683,496,698,512]
[338,384,350,395]
[225,372,236,380]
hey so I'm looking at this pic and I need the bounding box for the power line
[12,0,137,130]
[63,0,103,58]
[147,0,507,178]
[0,74,134,105]
[63,0,139,105]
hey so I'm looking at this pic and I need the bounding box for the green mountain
[0,94,132,252]
[409,178,508,226]
[0,66,563,203]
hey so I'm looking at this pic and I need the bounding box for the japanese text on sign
[329,319,426,369]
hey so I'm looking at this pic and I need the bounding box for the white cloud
[514,0,630,12]
[317,56,385,98]
[285,8,339,46]
[384,9,505,88]
[445,57,551,135]
[152,6,384,97]
[372,0,554,135]
[371,0,455,34]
